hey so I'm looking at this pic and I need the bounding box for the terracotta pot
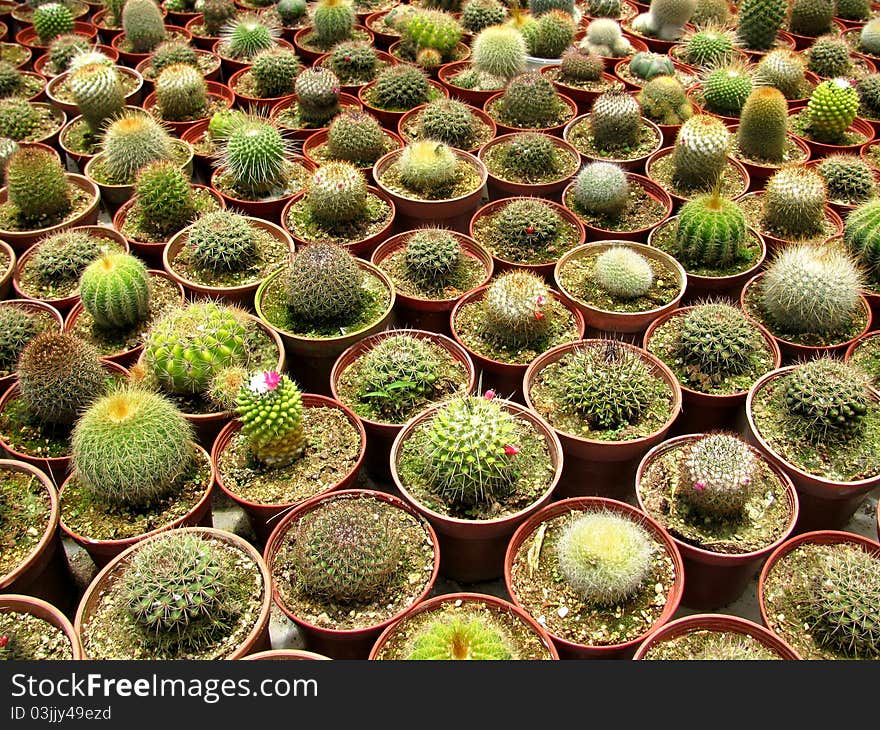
[740,31,798,61]
[785,18,848,49]
[633,613,801,660]
[373,147,487,233]
[0,42,32,71]
[635,435,799,609]
[113,184,225,266]
[792,114,875,157]
[112,25,192,67]
[358,78,448,130]
[0,173,98,252]
[391,399,563,583]
[330,329,476,480]
[504,496,685,659]
[523,339,681,499]
[645,146,750,207]
[211,36,296,76]
[211,396,366,543]
[563,113,663,173]
[396,102,497,154]
[301,127,401,185]
[280,185,394,259]
[370,231,493,334]
[747,367,880,532]
[554,240,687,337]
[620,21,695,54]
[13,225,129,314]
[483,91,578,138]
[0,238,14,300]
[63,270,184,368]
[369,592,560,660]
[184,15,219,50]
[16,22,97,53]
[242,649,331,660]
[293,25,374,65]
[227,66,295,111]
[364,10,398,49]
[436,61,500,107]
[0,460,76,612]
[730,129,812,189]
[844,329,880,367]
[0,299,63,396]
[255,261,395,396]
[75,526,272,657]
[268,92,362,141]
[164,217,293,308]
[642,304,781,434]
[564,173,673,244]
[143,80,233,137]
[46,66,143,117]
[265,489,440,659]
[734,191,844,254]
[541,67,625,112]
[313,48,397,95]
[478,132,580,201]
[740,273,872,362]
[91,9,125,44]
[0,594,82,659]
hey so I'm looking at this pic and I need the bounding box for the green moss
[849,333,880,386]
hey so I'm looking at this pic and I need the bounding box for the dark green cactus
[286,243,366,327]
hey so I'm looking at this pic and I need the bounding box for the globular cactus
[590,90,642,149]
[761,165,828,240]
[628,51,676,81]
[326,41,377,83]
[100,112,175,184]
[844,199,880,281]
[398,140,458,195]
[805,78,860,143]
[150,41,201,75]
[306,161,368,225]
[680,26,736,67]
[522,9,576,59]
[286,243,366,326]
[529,0,574,15]
[235,370,305,464]
[671,114,731,190]
[756,49,809,99]
[372,64,430,110]
[471,25,527,81]
[835,0,871,21]
[631,0,698,41]
[422,393,519,506]
[79,253,151,331]
[276,0,308,23]
[807,35,853,78]
[494,198,562,256]
[294,67,340,126]
[787,0,833,38]
[249,47,301,98]
[155,64,208,121]
[0,100,41,141]
[0,63,22,98]
[18,333,107,425]
[70,62,125,134]
[418,98,479,150]
[71,386,194,508]
[461,0,507,33]
[4,146,71,225]
[559,47,605,82]
[68,50,115,73]
[325,109,387,165]
[219,15,278,61]
[638,76,693,124]
[407,617,512,660]
[802,546,880,658]
[291,497,401,603]
[187,210,258,273]
[675,192,747,267]
[32,3,74,45]
[593,246,654,299]
[556,340,659,429]
[206,108,245,142]
[482,270,552,347]
[571,161,631,216]
[144,302,248,395]
[498,132,560,180]
[134,160,197,236]
[402,9,463,57]
[556,510,653,605]
[496,71,563,128]
[582,18,633,57]
[404,229,462,288]
[219,116,288,195]
[47,33,91,73]
[860,18,880,56]
[783,357,870,440]
[588,0,623,16]
[736,86,788,163]
[736,0,786,52]
[817,155,876,204]
[0,306,39,372]
[674,302,758,377]
[122,0,167,53]
[29,229,103,287]
[311,0,355,47]
[102,0,126,26]
[856,73,880,119]
[701,63,753,116]
[198,0,237,37]
[679,434,757,517]
[760,244,863,335]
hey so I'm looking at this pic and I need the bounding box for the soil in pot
[848,332,880,385]
[296,26,373,58]
[304,128,400,168]
[648,151,747,200]
[0,177,94,235]
[639,625,785,660]
[729,134,810,170]
[737,193,841,246]
[544,67,624,97]
[376,153,482,202]
[284,190,393,247]
[564,176,668,233]
[119,187,220,244]
[316,49,392,87]
[0,466,52,580]
[138,50,220,83]
[481,133,579,187]
[564,114,661,163]
[0,605,74,659]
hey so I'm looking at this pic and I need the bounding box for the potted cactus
[212,370,366,541]
[265,489,440,658]
[805,34,872,81]
[842,16,880,62]
[293,0,374,63]
[315,41,394,94]
[483,71,578,136]
[735,0,788,55]
[753,48,817,103]
[0,300,63,394]
[164,209,294,305]
[669,24,741,68]
[301,108,402,177]
[478,131,580,199]
[0,99,66,151]
[388,7,469,70]
[688,62,756,123]
[369,593,559,660]
[213,14,291,75]
[179,106,243,177]
[143,63,232,135]
[0,43,32,72]
[269,66,361,140]
[580,17,645,62]
[228,47,301,109]
[747,358,880,531]
[390,391,563,582]
[518,7,578,69]
[523,339,680,498]
[255,243,395,395]
[541,46,625,110]
[635,432,798,609]
[76,527,272,658]
[0,594,82,660]
[614,51,697,91]
[841,197,880,317]
[135,39,222,89]
[758,530,880,659]
[789,77,874,156]
[504,496,685,659]
[785,0,842,47]
[16,6,97,53]
[359,63,447,129]
[185,0,237,50]
[0,61,48,103]
[811,154,879,215]
[47,59,144,118]
[281,162,395,257]
[626,0,697,51]
[112,0,191,67]
[397,98,496,153]
[635,75,695,145]
[370,228,493,333]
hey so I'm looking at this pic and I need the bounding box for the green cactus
[371,64,431,111]
[326,41,377,83]
[582,18,633,56]
[817,155,876,204]
[481,270,552,347]
[631,0,698,41]
[249,47,301,98]
[559,47,605,82]
[102,0,126,25]
[155,63,208,121]
[556,510,653,605]
[134,159,197,236]
[494,197,562,255]
[306,161,368,225]
[0,100,42,141]
[0,63,22,98]
[736,0,786,51]
[404,229,462,288]
[219,116,288,195]
[496,71,564,128]
[844,199,880,283]
[198,0,236,37]
[0,306,40,372]
[72,386,194,507]
[100,112,175,184]
[220,15,278,60]
[755,49,809,100]
[761,165,828,240]
[150,41,201,76]
[807,36,853,78]
[628,51,676,81]
[678,433,757,517]
[638,76,692,124]
[276,0,307,24]
[860,18,880,56]
[735,86,788,163]
[294,67,340,126]
[571,161,631,216]
[32,3,74,45]
[4,146,71,225]
[675,192,747,267]
[397,140,458,195]
[461,0,507,33]
[588,0,623,17]
[207,108,245,142]
[522,9,576,59]
[701,64,753,116]
[122,0,167,53]
[674,302,758,377]
[418,98,479,150]
[68,50,115,73]
[235,370,305,465]
[286,243,366,326]
[593,245,654,298]
[70,62,125,134]
[47,33,91,73]
[471,25,527,81]
[144,302,248,395]
[805,78,860,143]
[402,9,463,57]
[29,229,103,288]
[325,109,388,165]
[407,617,512,660]
[187,210,258,273]
[311,0,355,47]
[836,0,870,20]
[856,74,880,119]
[680,26,736,67]
[79,252,151,331]
[671,114,731,190]
[760,244,863,335]
[590,90,642,149]
[788,0,833,37]
[529,0,574,15]
[497,132,561,180]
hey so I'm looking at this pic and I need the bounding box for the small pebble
[557,606,568,618]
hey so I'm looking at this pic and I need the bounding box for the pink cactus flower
[484,389,496,400]
[504,445,519,456]
[694,481,706,492]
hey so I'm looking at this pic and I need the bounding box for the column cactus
[736,0,786,52]
[154,64,208,122]
[235,370,305,465]
[70,62,125,134]
[121,0,167,54]
[79,252,151,331]
[736,86,788,163]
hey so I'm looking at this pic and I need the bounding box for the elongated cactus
[844,199,880,283]
[755,49,808,99]
[736,0,786,52]
[590,91,641,150]
[5,146,71,225]
[155,64,208,121]
[736,86,788,163]
[70,63,125,134]
[675,192,747,267]
[236,371,305,465]
[122,0,167,53]
[631,0,697,41]
[788,0,833,38]
[219,116,288,195]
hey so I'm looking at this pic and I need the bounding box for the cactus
[422,393,519,506]
[494,197,562,254]
[680,26,736,67]
[593,246,654,298]
[29,229,103,287]
[198,0,236,37]
[72,386,194,507]
[638,75,693,124]
[588,0,623,16]
[755,49,809,99]
[0,63,22,98]
[235,370,305,465]
[461,0,507,33]
[844,199,880,281]
[311,0,355,47]
[556,510,653,605]
[70,62,125,134]
[291,496,401,603]
[325,109,387,165]
[675,192,747,267]
[294,67,340,126]
[674,302,758,377]
[471,25,527,81]
[155,64,208,121]
[631,0,697,41]
[17,333,106,425]
[68,50,115,73]
[736,86,788,163]
[187,210,258,273]
[760,244,863,335]
[326,41,376,83]
[122,0,167,54]
[736,0,786,52]
[372,64,430,110]
[0,306,39,372]
[276,0,307,24]
[628,51,675,81]
[417,98,478,150]
[404,229,462,288]
[150,41,201,75]
[582,18,633,56]
[102,0,126,26]
[805,77,860,143]
[522,9,576,59]
[571,161,631,216]
[219,116,288,195]
[590,90,642,149]
[100,112,175,184]
[856,73,880,119]
[783,357,870,440]
[306,161,368,225]
[701,64,753,116]
[835,0,870,20]
[47,33,91,73]
[559,47,605,82]
[407,617,512,660]
[79,252,151,331]
[529,0,574,15]
[134,160,197,236]
[286,243,366,326]
[761,165,828,240]
[0,137,15,184]
[807,36,853,79]
[144,302,248,395]
[32,3,74,44]
[788,0,833,37]
[860,18,880,56]
[496,71,563,128]
[497,131,561,180]
[402,9,463,57]
[397,140,458,195]
[0,100,41,141]
[4,146,71,225]
[679,434,756,517]
[220,15,278,60]
[817,155,876,204]
[671,114,731,190]
[482,270,552,347]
